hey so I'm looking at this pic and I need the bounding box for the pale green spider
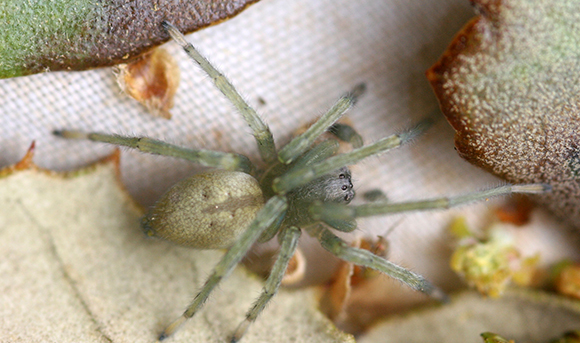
[54,21,549,342]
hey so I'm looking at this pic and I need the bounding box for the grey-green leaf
[0,0,259,78]
[359,290,580,343]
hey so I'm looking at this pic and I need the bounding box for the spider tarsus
[407,272,449,303]
[231,319,250,343]
[161,21,189,48]
[161,20,177,37]
[52,129,88,140]
[158,315,187,341]
[347,83,366,104]
[397,116,436,144]
[160,20,171,30]
[512,183,551,194]
[423,284,450,303]
[141,216,157,237]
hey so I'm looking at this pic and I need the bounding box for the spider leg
[320,217,357,233]
[277,84,366,164]
[231,226,301,343]
[328,122,364,148]
[162,21,277,164]
[310,183,551,222]
[307,225,448,301]
[158,196,288,341]
[53,130,254,173]
[288,139,339,170]
[257,210,284,243]
[273,116,435,193]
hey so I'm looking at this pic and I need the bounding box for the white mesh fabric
[2,0,576,291]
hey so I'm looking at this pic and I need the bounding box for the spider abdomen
[143,170,265,249]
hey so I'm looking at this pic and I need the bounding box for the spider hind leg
[308,225,449,302]
[231,226,301,343]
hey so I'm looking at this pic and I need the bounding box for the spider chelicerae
[54,21,549,342]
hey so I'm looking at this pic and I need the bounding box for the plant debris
[449,217,540,297]
[115,48,180,119]
[554,262,580,300]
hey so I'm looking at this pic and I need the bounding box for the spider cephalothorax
[54,21,549,343]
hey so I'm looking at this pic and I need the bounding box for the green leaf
[0,0,259,78]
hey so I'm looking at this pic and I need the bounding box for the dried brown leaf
[319,236,430,335]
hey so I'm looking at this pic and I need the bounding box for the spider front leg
[231,226,301,343]
[273,116,435,193]
[53,131,254,173]
[159,196,287,340]
[307,225,448,301]
[277,83,366,164]
[163,21,277,164]
[310,183,551,221]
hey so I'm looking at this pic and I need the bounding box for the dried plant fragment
[0,0,260,78]
[0,144,354,343]
[319,238,359,326]
[319,236,428,335]
[281,247,306,286]
[350,236,389,284]
[481,332,515,343]
[427,1,580,229]
[449,217,540,297]
[550,331,580,343]
[116,48,180,119]
[554,262,580,300]
[494,196,534,226]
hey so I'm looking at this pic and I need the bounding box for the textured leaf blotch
[427,0,580,229]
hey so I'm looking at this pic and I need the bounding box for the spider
[53,21,549,342]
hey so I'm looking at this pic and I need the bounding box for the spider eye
[339,173,346,179]
[341,185,348,190]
